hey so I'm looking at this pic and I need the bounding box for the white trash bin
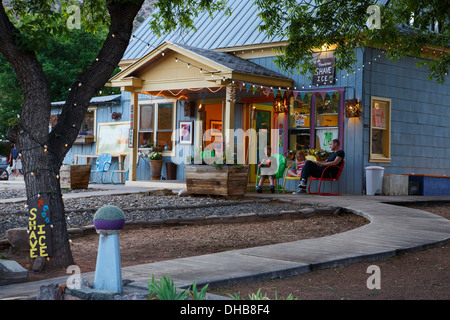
[365,166,385,195]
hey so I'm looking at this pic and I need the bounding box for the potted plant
[306,148,330,161]
[148,152,163,180]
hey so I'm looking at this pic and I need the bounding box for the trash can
[365,166,384,195]
[166,162,177,180]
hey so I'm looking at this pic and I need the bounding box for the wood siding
[363,48,450,190]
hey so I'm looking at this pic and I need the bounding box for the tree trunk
[23,149,75,267]
[1,0,144,268]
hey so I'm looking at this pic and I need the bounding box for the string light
[129,33,442,97]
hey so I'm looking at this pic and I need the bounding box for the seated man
[295,139,345,194]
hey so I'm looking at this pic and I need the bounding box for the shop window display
[370,97,391,162]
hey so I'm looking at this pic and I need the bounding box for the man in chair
[294,139,345,194]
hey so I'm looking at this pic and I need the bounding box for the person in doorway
[9,144,22,178]
[294,139,345,194]
[256,146,277,193]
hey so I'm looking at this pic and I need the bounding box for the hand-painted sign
[28,198,52,258]
[316,128,338,152]
[312,58,335,86]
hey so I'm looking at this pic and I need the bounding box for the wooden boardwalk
[121,195,450,289]
[0,191,449,299]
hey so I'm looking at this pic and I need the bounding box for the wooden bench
[308,159,345,195]
[408,174,450,196]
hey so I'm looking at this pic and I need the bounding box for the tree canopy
[0,29,119,139]
[150,0,449,83]
[258,0,449,83]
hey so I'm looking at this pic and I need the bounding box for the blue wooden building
[64,0,450,194]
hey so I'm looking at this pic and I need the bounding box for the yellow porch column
[224,84,235,163]
[194,102,204,163]
[130,91,139,181]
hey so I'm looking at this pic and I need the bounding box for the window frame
[138,98,176,156]
[82,107,97,137]
[288,89,343,152]
[49,107,97,138]
[369,96,391,163]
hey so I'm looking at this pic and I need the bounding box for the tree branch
[0,2,51,143]
[50,0,144,162]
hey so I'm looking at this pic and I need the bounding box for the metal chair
[255,153,287,193]
[308,159,345,195]
[110,154,130,184]
[90,153,112,184]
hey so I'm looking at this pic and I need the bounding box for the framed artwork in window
[210,120,222,137]
[179,121,193,145]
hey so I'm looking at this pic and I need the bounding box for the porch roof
[109,41,293,93]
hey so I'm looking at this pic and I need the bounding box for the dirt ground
[2,203,449,300]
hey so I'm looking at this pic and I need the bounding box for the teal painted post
[92,206,126,294]
[94,233,122,293]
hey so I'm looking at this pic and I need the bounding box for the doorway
[202,103,222,160]
[248,103,273,182]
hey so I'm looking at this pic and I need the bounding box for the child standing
[256,146,277,193]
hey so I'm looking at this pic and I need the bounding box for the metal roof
[123,0,286,61]
[51,94,121,106]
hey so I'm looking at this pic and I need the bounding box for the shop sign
[312,58,335,86]
[295,115,306,126]
[28,198,52,258]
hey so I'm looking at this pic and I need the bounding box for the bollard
[92,205,125,294]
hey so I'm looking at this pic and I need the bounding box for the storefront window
[139,104,154,147]
[139,102,174,150]
[315,93,339,152]
[80,109,96,135]
[157,103,173,150]
[288,90,342,153]
[49,108,96,136]
[288,95,311,150]
[370,97,391,162]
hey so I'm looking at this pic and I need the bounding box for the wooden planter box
[185,165,249,198]
[60,165,91,189]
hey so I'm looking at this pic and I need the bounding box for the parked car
[0,154,9,180]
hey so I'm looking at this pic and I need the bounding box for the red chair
[307,159,345,195]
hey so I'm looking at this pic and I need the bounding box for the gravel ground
[0,188,323,239]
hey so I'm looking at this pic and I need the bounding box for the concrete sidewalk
[0,181,449,300]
